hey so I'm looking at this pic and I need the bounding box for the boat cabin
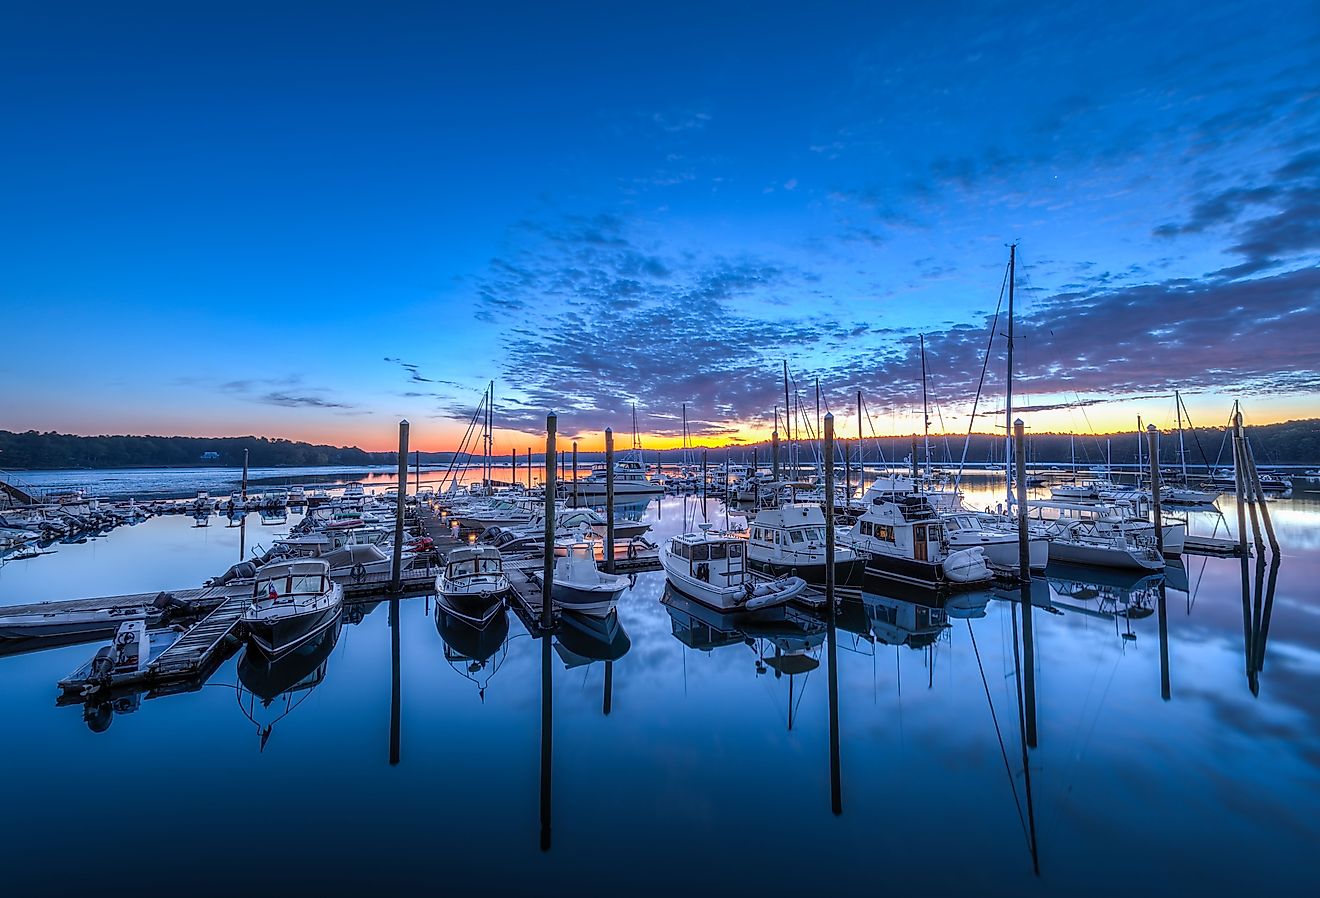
[668,532,748,589]
[253,559,332,603]
[852,495,946,562]
[445,546,504,580]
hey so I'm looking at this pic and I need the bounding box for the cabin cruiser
[342,482,365,501]
[435,545,509,623]
[242,559,343,658]
[544,543,631,616]
[744,503,866,586]
[941,511,1048,575]
[842,494,991,591]
[572,452,663,498]
[662,528,807,612]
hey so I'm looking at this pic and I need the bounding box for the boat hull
[245,603,342,658]
[862,554,989,592]
[1045,541,1164,571]
[747,556,866,588]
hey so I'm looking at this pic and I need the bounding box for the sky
[2,0,1318,452]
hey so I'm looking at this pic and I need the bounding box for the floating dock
[1184,534,1250,557]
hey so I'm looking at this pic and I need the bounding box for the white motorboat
[744,503,866,586]
[941,511,1049,575]
[1026,500,1185,557]
[435,545,509,624]
[842,493,991,591]
[0,602,155,640]
[1041,521,1164,571]
[545,543,631,616]
[662,529,807,612]
[242,559,343,658]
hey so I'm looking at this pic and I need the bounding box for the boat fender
[351,562,367,583]
[627,541,637,560]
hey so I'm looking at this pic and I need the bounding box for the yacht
[435,546,509,624]
[662,528,807,611]
[1026,500,1185,557]
[744,503,866,586]
[1039,521,1164,571]
[572,451,663,498]
[843,494,991,591]
[242,559,344,657]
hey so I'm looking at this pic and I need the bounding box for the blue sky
[2,1,1317,450]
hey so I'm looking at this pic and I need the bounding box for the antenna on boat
[920,334,931,479]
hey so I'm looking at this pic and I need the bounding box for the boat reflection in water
[236,612,342,751]
[1044,562,1162,644]
[555,609,631,668]
[662,583,825,728]
[434,597,511,701]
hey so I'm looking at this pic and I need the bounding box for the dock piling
[1147,424,1163,555]
[391,420,409,594]
[605,428,616,574]
[1014,419,1031,582]
[542,414,557,630]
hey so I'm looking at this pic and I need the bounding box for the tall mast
[1005,244,1016,504]
[682,403,689,468]
[782,361,791,476]
[1176,390,1187,483]
[486,380,494,492]
[856,389,865,493]
[920,333,931,478]
[631,403,641,452]
[1137,416,1144,485]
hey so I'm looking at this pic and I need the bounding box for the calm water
[2,475,1319,896]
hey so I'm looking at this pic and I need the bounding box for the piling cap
[1014,417,1024,426]
[605,426,612,434]
[400,419,409,425]
[1147,424,1158,432]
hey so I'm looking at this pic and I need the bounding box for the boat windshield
[790,528,822,542]
[255,572,325,598]
[449,558,502,576]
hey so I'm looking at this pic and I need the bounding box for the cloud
[259,392,354,409]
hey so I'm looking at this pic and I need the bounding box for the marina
[5,3,1320,893]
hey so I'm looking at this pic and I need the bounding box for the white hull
[571,480,663,497]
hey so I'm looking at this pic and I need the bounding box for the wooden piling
[527,447,532,490]
[824,412,841,815]
[1014,419,1031,582]
[542,414,557,630]
[1146,424,1163,555]
[1244,437,1281,556]
[241,448,248,500]
[605,428,616,574]
[572,441,579,507]
[391,420,409,594]
[1232,408,1249,554]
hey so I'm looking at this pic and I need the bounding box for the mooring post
[572,441,579,507]
[1147,425,1164,556]
[1244,437,1280,556]
[526,447,532,490]
[771,429,780,482]
[824,413,836,606]
[414,449,420,496]
[605,428,616,575]
[512,448,517,492]
[241,448,249,501]
[389,596,401,765]
[391,420,409,594]
[824,411,841,814]
[542,414,557,630]
[1232,410,1249,554]
[1014,419,1031,582]
[910,436,919,481]
[603,660,613,717]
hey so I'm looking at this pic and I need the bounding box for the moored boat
[242,559,343,658]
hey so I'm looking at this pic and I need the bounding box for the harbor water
[2,471,1318,895]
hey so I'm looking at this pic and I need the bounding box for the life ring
[351,562,367,582]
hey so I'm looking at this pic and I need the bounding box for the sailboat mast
[485,380,494,492]
[1177,389,1187,483]
[920,334,931,478]
[856,389,865,493]
[1137,416,1144,486]
[783,361,792,477]
[1005,244,1016,504]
